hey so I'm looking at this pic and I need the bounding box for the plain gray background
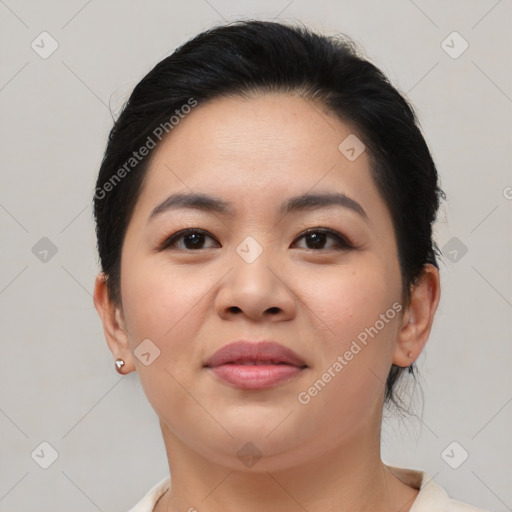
[0,0,511,510]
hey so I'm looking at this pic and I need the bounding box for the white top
[126,466,490,512]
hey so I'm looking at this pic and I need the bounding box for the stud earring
[115,358,125,374]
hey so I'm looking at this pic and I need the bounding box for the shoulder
[386,465,490,512]
[125,475,170,512]
[126,469,491,512]
[417,477,490,512]
[443,500,491,512]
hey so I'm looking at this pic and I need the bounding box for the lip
[204,341,307,390]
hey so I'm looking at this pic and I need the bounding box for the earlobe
[393,264,441,368]
[93,273,135,374]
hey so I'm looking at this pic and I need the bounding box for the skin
[94,93,440,512]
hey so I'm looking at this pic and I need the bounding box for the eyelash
[157,227,356,252]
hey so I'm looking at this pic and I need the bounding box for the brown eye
[159,229,219,251]
[293,228,354,251]
[157,227,354,252]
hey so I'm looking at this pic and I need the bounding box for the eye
[292,228,355,251]
[157,227,355,252]
[158,228,219,251]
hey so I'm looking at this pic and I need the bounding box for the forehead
[131,93,389,227]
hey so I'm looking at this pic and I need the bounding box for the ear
[93,272,135,374]
[393,263,441,367]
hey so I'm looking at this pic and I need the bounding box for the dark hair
[93,20,444,413]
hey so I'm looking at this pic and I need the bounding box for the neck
[155,420,418,512]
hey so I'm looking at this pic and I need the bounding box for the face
[108,93,410,470]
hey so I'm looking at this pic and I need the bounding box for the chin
[198,435,308,473]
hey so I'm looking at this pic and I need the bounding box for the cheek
[119,259,212,412]
[302,260,399,342]
[297,256,402,411]
[115,235,206,415]
[120,254,211,351]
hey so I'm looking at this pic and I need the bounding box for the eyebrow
[148,191,369,223]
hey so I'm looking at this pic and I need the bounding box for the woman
[92,20,488,512]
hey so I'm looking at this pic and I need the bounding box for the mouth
[204,340,307,390]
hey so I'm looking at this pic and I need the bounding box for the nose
[215,248,296,322]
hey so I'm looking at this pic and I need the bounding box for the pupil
[186,233,203,248]
[308,233,325,249]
